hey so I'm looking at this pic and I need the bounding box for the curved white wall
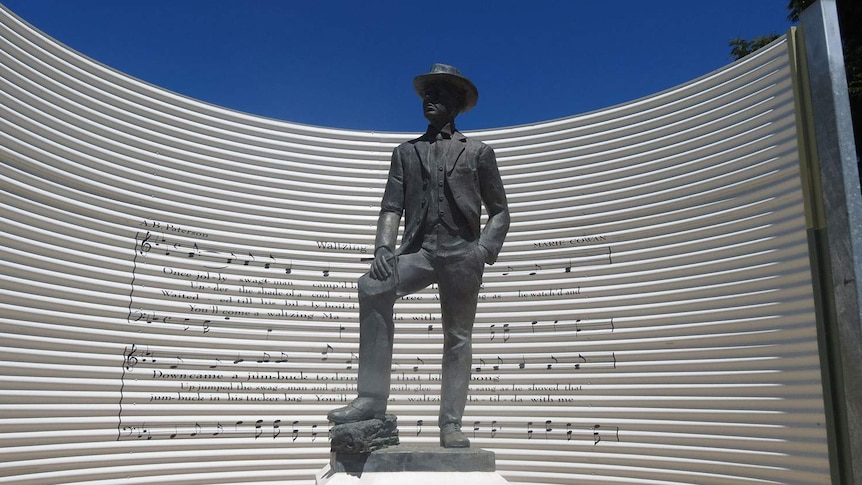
[0,6,832,485]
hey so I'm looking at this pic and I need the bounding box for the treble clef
[123,344,139,370]
[138,232,152,255]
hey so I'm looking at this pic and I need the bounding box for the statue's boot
[439,423,470,448]
[327,397,387,424]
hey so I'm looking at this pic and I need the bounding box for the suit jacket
[378,129,510,264]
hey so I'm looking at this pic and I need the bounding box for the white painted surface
[0,5,830,484]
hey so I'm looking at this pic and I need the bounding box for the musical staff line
[498,246,613,277]
[133,230,367,277]
[486,318,615,341]
[119,419,329,442]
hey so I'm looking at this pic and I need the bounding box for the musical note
[213,423,223,436]
[292,420,300,441]
[208,358,221,369]
[493,356,503,371]
[592,425,601,444]
[474,358,486,372]
[322,344,333,361]
[284,260,293,274]
[187,243,200,258]
[416,419,424,436]
[190,422,201,437]
[473,421,480,438]
[257,352,271,364]
[512,317,616,337]
[503,323,510,342]
[545,420,553,438]
[413,357,424,372]
[273,419,281,439]
[566,423,573,441]
[498,246,614,278]
[276,352,289,363]
[244,252,255,266]
[571,352,615,369]
[519,356,526,369]
[170,356,184,369]
[491,420,499,438]
[129,425,151,440]
[170,425,178,439]
[489,324,496,341]
[265,254,276,269]
[527,421,533,439]
[254,420,263,439]
[311,424,318,441]
[233,353,244,364]
[519,352,613,371]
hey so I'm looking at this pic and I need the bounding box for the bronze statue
[328,64,510,448]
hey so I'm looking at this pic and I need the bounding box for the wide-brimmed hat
[413,63,479,113]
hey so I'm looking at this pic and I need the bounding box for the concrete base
[316,468,509,485]
[317,444,508,484]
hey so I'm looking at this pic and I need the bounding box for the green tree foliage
[728,1,812,61]
[786,0,816,22]
[732,0,861,188]
[729,34,781,59]
[825,0,861,128]
[819,0,860,182]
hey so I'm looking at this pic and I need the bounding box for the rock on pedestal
[316,445,509,485]
[329,415,400,454]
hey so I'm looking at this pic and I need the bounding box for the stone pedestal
[316,445,509,485]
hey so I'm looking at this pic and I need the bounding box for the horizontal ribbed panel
[0,6,830,485]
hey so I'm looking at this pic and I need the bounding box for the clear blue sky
[2,0,794,131]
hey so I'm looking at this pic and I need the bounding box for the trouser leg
[437,244,485,428]
[356,272,397,400]
[356,251,435,401]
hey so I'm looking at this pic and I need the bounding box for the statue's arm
[371,148,405,279]
[478,145,510,264]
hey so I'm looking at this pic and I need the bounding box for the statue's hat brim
[413,63,478,114]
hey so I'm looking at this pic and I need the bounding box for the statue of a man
[328,64,510,448]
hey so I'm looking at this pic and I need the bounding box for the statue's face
[422,82,460,124]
